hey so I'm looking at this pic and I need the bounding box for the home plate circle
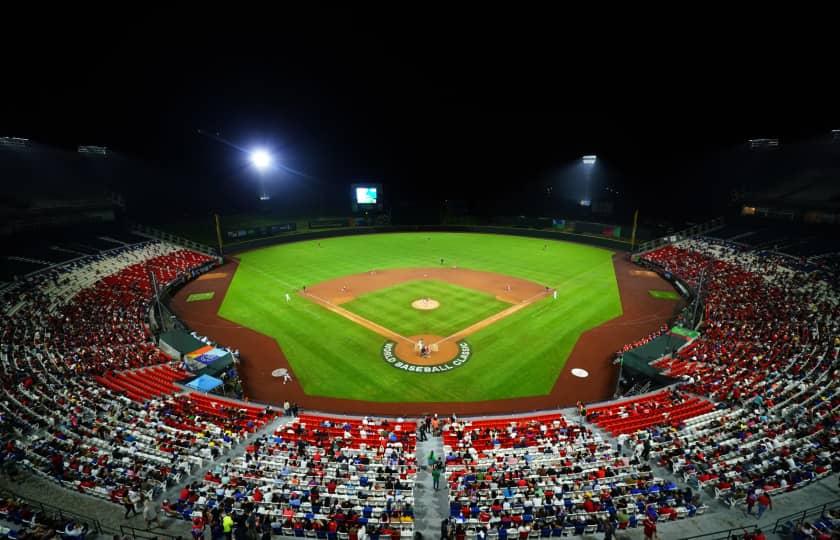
[411,298,440,310]
[271,368,289,378]
[571,368,589,378]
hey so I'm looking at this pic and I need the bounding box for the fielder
[285,293,291,302]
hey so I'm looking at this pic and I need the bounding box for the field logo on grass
[381,341,472,373]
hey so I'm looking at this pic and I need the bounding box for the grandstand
[0,215,836,540]
[5,17,840,539]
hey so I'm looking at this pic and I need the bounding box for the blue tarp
[186,374,224,392]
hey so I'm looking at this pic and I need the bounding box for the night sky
[2,11,838,222]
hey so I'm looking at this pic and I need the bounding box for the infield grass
[342,280,510,337]
[219,233,621,402]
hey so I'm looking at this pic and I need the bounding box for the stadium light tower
[580,155,597,206]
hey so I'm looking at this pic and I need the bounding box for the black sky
[2,10,838,220]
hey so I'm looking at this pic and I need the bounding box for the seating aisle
[412,432,449,540]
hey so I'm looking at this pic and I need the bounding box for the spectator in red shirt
[643,514,657,540]
[756,492,772,518]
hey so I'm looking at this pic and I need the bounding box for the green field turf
[186,291,215,302]
[648,289,681,300]
[342,280,510,337]
[218,233,621,402]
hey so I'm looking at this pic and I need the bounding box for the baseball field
[216,232,622,402]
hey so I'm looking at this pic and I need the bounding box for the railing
[118,524,183,540]
[132,222,218,256]
[771,498,840,533]
[635,216,725,254]
[0,487,103,536]
[679,498,840,540]
[681,527,759,540]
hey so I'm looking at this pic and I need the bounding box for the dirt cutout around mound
[394,335,459,366]
[170,255,683,415]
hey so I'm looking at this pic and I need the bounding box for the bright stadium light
[250,148,273,171]
[582,155,597,165]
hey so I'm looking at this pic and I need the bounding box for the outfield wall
[221,225,632,255]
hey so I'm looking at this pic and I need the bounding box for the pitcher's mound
[411,298,440,310]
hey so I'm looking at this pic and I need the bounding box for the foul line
[301,291,415,346]
[432,290,551,347]
[302,289,551,350]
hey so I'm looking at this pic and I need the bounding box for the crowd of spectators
[440,412,707,536]
[0,241,279,509]
[633,238,840,507]
[159,413,417,538]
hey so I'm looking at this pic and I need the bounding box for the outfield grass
[218,233,621,402]
[342,280,510,337]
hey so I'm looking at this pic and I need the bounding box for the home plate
[571,368,589,378]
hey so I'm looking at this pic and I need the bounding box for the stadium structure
[1,138,839,540]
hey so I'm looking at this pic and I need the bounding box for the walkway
[413,432,449,539]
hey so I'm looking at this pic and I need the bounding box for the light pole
[581,155,597,205]
[250,148,274,201]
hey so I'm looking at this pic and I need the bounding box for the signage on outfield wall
[226,222,297,240]
[381,340,472,373]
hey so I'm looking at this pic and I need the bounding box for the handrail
[681,526,757,540]
[119,524,183,540]
[0,486,103,535]
[771,498,840,533]
[635,216,725,254]
[679,498,840,539]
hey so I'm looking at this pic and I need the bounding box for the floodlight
[0,136,30,149]
[250,149,273,171]
[582,155,597,165]
[748,138,779,149]
[78,145,108,156]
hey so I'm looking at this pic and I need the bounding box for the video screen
[355,187,378,204]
